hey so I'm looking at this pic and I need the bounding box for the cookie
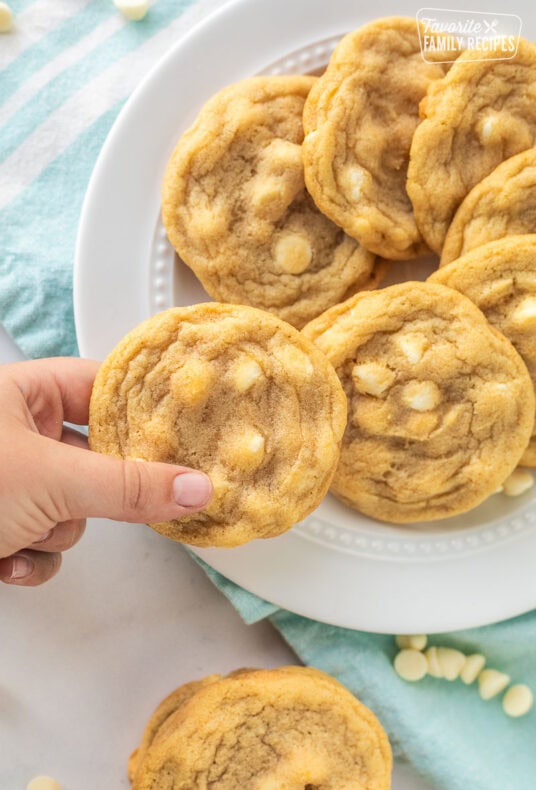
[162,76,378,329]
[408,39,536,254]
[302,17,447,260]
[130,667,392,789]
[88,303,347,547]
[303,282,534,523]
[440,148,536,265]
[430,235,536,465]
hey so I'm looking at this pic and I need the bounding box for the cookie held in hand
[89,303,347,547]
[304,282,534,523]
[129,667,392,789]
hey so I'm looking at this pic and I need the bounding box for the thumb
[52,441,213,524]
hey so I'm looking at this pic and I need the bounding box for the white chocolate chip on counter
[274,233,312,275]
[478,669,511,700]
[231,356,263,392]
[396,333,429,364]
[0,1,13,32]
[502,684,534,718]
[425,646,443,678]
[460,653,486,685]
[510,296,536,329]
[352,362,395,397]
[401,380,441,412]
[436,647,466,681]
[395,634,427,651]
[502,469,534,497]
[394,649,428,682]
[113,0,150,20]
[27,778,62,790]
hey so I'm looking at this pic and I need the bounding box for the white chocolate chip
[478,669,511,700]
[510,296,536,329]
[276,344,314,379]
[113,0,149,20]
[425,646,443,678]
[460,653,486,685]
[436,647,466,681]
[477,113,502,145]
[341,165,367,201]
[170,358,213,406]
[352,362,395,397]
[401,380,441,412]
[224,429,266,470]
[481,117,496,142]
[395,634,427,651]
[27,778,62,790]
[0,1,13,32]
[502,684,534,718]
[247,432,265,454]
[394,649,428,682]
[396,333,429,364]
[274,234,312,275]
[231,357,263,392]
[502,469,534,497]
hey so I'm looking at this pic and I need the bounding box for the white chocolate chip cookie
[303,282,534,523]
[162,77,380,329]
[89,304,347,547]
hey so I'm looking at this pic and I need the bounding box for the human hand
[0,358,213,587]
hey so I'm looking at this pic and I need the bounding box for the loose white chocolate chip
[502,684,534,718]
[425,646,442,678]
[27,778,62,790]
[274,234,312,275]
[394,649,428,682]
[113,0,149,20]
[436,647,466,681]
[396,333,428,364]
[510,296,536,329]
[502,469,534,497]
[402,380,441,412]
[460,653,486,685]
[0,1,13,32]
[478,669,511,700]
[352,362,395,397]
[395,634,427,651]
[231,356,263,392]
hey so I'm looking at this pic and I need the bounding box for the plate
[74,0,536,633]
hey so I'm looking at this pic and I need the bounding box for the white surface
[74,0,536,634]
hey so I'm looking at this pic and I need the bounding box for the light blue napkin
[1,3,535,789]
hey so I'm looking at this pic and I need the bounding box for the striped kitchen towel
[0,0,221,359]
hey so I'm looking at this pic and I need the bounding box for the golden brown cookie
[302,17,447,260]
[130,667,392,789]
[88,304,347,547]
[430,235,536,465]
[408,39,536,254]
[303,282,534,523]
[440,148,536,265]
[162,76,378,329]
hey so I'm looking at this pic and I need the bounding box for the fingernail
[33,529,53,545]
[10,555,33,580]
[173,472,212,508]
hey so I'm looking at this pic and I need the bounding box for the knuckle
[122,462,151,516]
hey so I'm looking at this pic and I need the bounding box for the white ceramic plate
[75,0,536,633]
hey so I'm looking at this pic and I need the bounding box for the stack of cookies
[90,16,536,538]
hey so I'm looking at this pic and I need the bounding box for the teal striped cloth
[1,4,535,789]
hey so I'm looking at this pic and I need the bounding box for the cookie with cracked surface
[162,76,378,329]
[302,17,447,260]
[408,39,536,254]
[130,667,392,789]
[303,282,534,523]
[440,148,536,265]
[431,235,536,465]
[88,303,347,547]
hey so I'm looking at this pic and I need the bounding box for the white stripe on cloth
[0,0,95,70]
[0,0,224,211]
[0,14,125,127]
